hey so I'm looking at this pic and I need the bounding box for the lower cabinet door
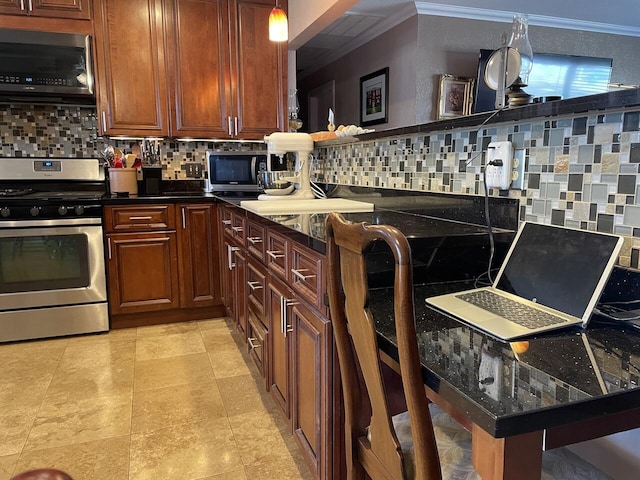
[291,300,331,479]
[107,231,180,314]
[247,309,268,382]
[178,203,222,308]
[233,246,247,337]
[268,273,292,419]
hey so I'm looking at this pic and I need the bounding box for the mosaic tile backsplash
[2,103,640,269]
[0,104,264,180]
[314,108,640,269]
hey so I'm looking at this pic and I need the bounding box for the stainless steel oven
[0,158,108,343]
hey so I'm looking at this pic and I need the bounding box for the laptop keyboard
[456,290,567,330]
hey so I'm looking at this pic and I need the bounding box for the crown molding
[415,2,640,37]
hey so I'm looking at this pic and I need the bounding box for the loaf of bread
[310,131,337,141]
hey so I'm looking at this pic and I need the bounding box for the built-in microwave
[0,28,93,101]
[204,150,267,193]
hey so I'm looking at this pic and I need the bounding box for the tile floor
[0,318,313,480]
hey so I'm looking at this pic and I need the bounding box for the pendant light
[269,2,288,42]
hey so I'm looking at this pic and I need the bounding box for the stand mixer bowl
[258,170,296,196]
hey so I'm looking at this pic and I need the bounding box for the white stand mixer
[260,132,315,201]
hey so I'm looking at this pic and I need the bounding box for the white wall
[298,17,419,130]
[300,13,640,126]
[415,15,640,122]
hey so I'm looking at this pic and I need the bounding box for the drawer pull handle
[227,245,240,270]
[222,220,232,225]
[292,268,316,281]
[247,236,263,244]
[267,250,285,259]
[129,216,153,221]
[232,226,244,232]
[248,337,261,349]
[247,281,263,291]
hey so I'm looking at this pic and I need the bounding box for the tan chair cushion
[369,404,613,480]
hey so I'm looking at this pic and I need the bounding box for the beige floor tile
[129,418,243,480]
[134,352,215,392]
[0,372,53,412]
[13,436,130,480]
[199,470,248,480]
[228,410,296,467]
[136,321,201,338]
[216,374,275,417]
[0,339,66,380]
[197,317,234,332]
[135,331,206,361]
[58,338,136,370]
[0,407,38,457]
[24,394,132,452]
[45,361,134,403]
[243,456,314,480]
[0,454,19,480]
[207,348,253,379]
[131,382,226,434]
[200,327,243,354]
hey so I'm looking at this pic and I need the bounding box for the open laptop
[426,222,624,340]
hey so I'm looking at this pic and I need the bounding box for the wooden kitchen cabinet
[177,203,222,308]
[93,0,169,136]
[106,230,180,314]
[0,0,90,19]
[220,205,248,336]
[94,0,286,138]
[268,273,293,418]
[291,300,332,480]
[105,202,224,327]
[217,203,335,479]
[228,0,286,138]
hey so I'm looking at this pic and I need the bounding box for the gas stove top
[0,158,106,220]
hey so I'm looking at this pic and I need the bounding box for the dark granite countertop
[370,279,640,438]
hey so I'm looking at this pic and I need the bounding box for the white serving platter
[240,198,374,215]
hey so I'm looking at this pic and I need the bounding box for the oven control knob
[0,207,10,218]
[74,205,85,215]
[29,206,40,217]
[58,206,68,216]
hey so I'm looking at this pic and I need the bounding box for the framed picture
[360,67,389,126]
[437,75,475,119]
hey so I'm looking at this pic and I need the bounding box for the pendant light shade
[269,5,288,42]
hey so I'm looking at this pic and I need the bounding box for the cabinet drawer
[266,230,288,279]
[105,205,175,232]
[231,212,246,246]
[246,219,266,262]
[290,242,326,313]
[219,205,233,237]
[247,259,267,322]
[247,310,267,380]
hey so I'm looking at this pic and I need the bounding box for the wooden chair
[326,212,442,480]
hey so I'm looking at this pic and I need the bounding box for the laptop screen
[495,223,622,318]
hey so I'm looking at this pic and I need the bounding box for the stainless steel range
[0,158,108,343]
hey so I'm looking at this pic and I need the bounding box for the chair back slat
[327,212,442,480]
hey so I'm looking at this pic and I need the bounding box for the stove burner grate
[0,188,34,197]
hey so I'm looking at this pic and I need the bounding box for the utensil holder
[109,168,138,196]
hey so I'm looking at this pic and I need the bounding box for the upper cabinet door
[229,0,286,138]
[165,0,231,137]
[0,0,90,19]
[93,0,169,136]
